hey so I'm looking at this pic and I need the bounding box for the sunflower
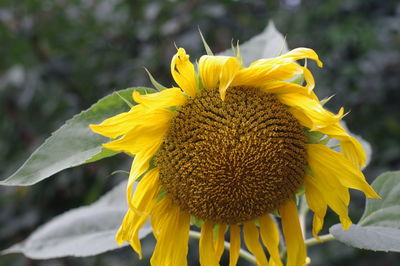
[90,45,379,266]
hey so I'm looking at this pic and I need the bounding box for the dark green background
[1,0,399,265]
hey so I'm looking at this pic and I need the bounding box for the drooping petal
[340,137,366,168]
[280,200,306,266]
[200,220,219,266]
[129,169,160,211]
[116,209,149,259]
[171,48,198,98]
[198,55,241,100]
[215,224,227,261]
[318,122,366,168]
[126,141,162,206]
[132,87,187,109]
[277,93,344,130]
[307,144,380,199]
[305,173,352,235]
[229,225,241,266]
[259,215,282,266]
[243,221,269,266]
[304,175,329,239]
[150,198,190,266]
[116,169,160,258]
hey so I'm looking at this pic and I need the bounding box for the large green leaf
[0,87,153,186]
[330,171,400,252]
[1,180,153,258]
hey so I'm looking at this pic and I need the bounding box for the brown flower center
[156,87,307,224]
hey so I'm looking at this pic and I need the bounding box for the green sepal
[156,188,167,202]
[144,68,168,91]
[190,215,205,228]
[198,28,214,56]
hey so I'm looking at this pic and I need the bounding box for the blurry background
[1,0,399,265]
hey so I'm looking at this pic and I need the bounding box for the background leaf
[0,87,153,186]
[330,224,400,252]
[1,180,152,259]
[219,21,288,66]
[358,171,400,227]
[330,171,400,252]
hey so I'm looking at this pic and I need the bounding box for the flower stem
[304,234,335,246]
[188,230,257,265]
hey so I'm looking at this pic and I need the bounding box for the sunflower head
[90,44,379,266]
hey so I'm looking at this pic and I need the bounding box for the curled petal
[198,55,241,100]
[277,93,344,130]
[171,48,197,97]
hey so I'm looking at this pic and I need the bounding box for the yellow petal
[301,66,315,93]
[215,224,227,261]
[171,48,197,98]
[243,221,269,266]
[233,47,322,90]
[103,109,173,154]
[116,169,160,258]
[304,175,329,238]
[277,93,344,130]
[150,199,190,266]
[280,200,306,266]
[317,122,366,168]
[260,81,318,100]
[150,197,171,239]
[229,225,241,266]
[198,55,241,100]
[132,87,187,109]
[341,137,366,168]
[89,105,143,138]
[277,47,323,67]
[307,144,380,199]
[232,62,301,88]
[129,168,160,211]
[259,215,282,266]
[200,220,219,266]
[116,209,148,259]
[305,173,353,235]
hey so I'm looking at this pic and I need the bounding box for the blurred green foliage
[1,0,399,265]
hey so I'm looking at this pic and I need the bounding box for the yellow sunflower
[90,46,379,266]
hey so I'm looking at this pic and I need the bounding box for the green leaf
[1,180,153,259]
[0,87,154,186]
[218,21,288,66]
[329,224,400,252]
[359,171,400,227]
[330,171,400,252]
